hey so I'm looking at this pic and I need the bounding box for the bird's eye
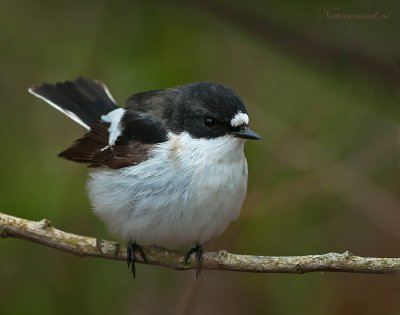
[204,117,216,128]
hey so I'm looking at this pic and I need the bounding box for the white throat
[164,132,246,165]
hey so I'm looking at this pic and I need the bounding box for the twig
[1,211,399,274]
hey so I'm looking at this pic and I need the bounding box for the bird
[29,77,261,278]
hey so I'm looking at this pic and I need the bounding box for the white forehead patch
[230,112,249,127]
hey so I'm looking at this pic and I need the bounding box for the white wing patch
[28,88,91,130]
[230,112,249,127]
[101,108,125,146]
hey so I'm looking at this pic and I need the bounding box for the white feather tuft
[101,108,125,146]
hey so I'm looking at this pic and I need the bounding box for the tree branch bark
[1,211,399,274]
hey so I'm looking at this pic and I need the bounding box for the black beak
[229,127,261,140]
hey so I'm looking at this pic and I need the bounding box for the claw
[126,243,146,278]
[184,244,203,278]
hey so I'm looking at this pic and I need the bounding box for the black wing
[29,77,118,129]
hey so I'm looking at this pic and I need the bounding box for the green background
[1,1,399,314]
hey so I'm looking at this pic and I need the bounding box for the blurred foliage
[0,0,399,314]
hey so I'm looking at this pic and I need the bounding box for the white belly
[87,133,248,248]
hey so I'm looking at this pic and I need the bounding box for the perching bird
[29,78,261,277]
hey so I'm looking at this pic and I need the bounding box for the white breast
[87,132,248,248]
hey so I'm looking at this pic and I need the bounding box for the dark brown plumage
[59,121,153,169]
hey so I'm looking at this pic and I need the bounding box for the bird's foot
[184,244,203,278]
[127,243,146,278]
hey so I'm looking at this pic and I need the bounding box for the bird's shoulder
[126,87,175,111]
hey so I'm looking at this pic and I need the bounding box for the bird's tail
[29,77,118,130]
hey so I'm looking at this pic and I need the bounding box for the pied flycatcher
[29,78,261,277]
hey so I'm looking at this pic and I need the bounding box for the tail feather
[29,77,118,130]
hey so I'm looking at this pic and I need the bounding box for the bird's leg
[126,242,146,278]
[184,244,204,278]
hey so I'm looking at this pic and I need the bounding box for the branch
[1,212,399,274]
